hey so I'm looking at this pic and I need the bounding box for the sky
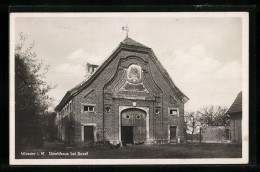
[13,13,243,111]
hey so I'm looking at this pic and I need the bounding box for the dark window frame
[168,108,179,116]
[83,104,95,112]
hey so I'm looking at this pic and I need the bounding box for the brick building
[226,91,242,143]
[55,37,189,148]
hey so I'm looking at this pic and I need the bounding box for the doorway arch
[119,106,149,143]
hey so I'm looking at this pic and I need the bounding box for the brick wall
[201,126,228,143]
[67,48,186,147]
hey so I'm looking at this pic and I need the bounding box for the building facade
[55,37,189,148]
[226,91,242,143]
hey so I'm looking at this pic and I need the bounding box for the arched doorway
[121,108,147,144]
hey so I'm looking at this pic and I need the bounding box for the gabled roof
[121,37,150,49]
[55,37,189,111]
[226,91,242,115]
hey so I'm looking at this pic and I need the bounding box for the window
[169,108,179,116]
[155,108,160,115]
[84,105,95,112]
[105,106,110,113]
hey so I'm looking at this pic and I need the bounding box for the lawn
[16,142,242,159]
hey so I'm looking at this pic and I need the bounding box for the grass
[16,141,242,159]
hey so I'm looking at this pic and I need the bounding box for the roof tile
[121,37,150,49]
[56,37,188,111]
[226,91,242,115]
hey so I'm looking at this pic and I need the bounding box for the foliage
[198,106,229,126]
[15,33,55,149]
[185,106,229,142]
[41,112,58,141]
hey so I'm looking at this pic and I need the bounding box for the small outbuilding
[226,91,242,143]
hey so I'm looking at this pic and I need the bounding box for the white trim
[81,123,97,143]
[119,106,149,142]
[69,100,72,112]
[81,103,96,113]
[168,107,179,117]
[168,125,178,143]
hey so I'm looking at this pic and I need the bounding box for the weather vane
[122,25,129,38]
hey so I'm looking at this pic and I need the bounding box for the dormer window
[69,102,72,112]
[86,63,99,75]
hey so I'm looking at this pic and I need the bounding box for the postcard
[9,12,249,165]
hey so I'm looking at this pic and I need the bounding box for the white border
[9,12,249,165]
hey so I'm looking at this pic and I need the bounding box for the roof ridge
[56,38,188,111]
[226,91,242,114]
[121,37,150,49]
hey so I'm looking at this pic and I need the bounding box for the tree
[184,111,201,142]
[15,33,54,149]
[198,105,229,126]
[184,106,229,142]
[41,111,58,141]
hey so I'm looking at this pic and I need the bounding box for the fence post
[200,127,202,143]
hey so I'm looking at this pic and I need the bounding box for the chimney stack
[86,62,99,77]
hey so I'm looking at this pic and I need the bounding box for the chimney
[86,62,99,77]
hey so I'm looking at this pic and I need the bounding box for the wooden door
[133,111,146,143]
[121,108,146,143]
[170,126,177,142]
[121,126,133,144]
[84,126,94,145]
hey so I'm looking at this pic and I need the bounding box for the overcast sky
[14,13,243,111]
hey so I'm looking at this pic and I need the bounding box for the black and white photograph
[9,12,249,165]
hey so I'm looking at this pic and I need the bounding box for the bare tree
[184,111,201,142]
[198,106,229,126]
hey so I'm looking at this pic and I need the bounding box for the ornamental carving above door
[118,64,149,93]
[127,64,142,84]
